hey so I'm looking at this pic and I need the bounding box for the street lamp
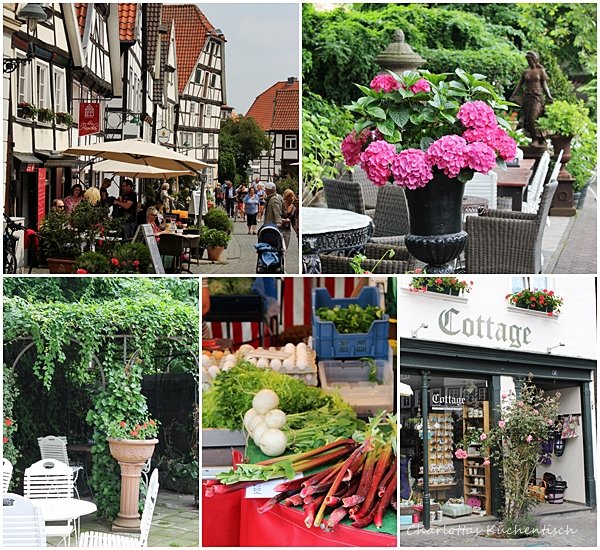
[3,3,48,74]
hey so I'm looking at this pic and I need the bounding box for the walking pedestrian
[224,181,236,217]
[263,182,283,227]
[280,189,298,247]
[256,183,266,222]
[243,187,260,234]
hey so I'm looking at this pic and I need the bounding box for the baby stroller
[255,223,285,273]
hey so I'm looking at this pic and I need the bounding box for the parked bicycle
[3,214,25,274]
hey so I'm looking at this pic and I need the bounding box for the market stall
[202,277,398,546]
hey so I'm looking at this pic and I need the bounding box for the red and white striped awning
[208,277,362,347]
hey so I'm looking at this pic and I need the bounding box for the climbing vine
[3,278,199,520]
[3,364,20,468]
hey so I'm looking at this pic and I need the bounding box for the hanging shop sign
[438,307,532,350]
[79,103,101,137]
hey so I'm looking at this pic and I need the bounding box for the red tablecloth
[239,498,397,547]
[202,490,242,546]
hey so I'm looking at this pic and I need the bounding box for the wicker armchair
[369,184,409,247]
[465,179,558,273]
[319,242,416,274]
[351,166,379,216]
[322,178,366,215]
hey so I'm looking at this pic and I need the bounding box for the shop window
[511,277,548,292]
[284,135,297,150]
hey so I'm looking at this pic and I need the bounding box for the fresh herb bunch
[202,361,356,431]
[316,304,383,334]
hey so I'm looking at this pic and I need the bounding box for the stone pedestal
[550,178,576,217]
[108,438,158,532]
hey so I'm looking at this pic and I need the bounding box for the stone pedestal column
[108,438,158,532]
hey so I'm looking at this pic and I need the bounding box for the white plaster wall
[536,387,585,503]
[398,276,596,359]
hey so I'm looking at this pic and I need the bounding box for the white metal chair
[3,457,13,493]
[24,459,75,547]
[37,436,84,498]
[3,493,47,547]
[464,170,498,209]
[523,151,551,214]
[79,469,160,548]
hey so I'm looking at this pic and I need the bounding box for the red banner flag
[37,167,47,225]
[78,103,101,137]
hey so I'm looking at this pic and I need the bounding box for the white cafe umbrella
[400,382,413,397]
[64,138,210,172]
[93,159,195,179]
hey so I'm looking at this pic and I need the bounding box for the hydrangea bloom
[409,78,431,94]
[370,74,400,93]
[341,130,368,166]
[457,100,497,129]
[463,126,517,162]
[425,135,468,178]
[359,140,396,187]
[390,149,433,189]
[464,142,497,174]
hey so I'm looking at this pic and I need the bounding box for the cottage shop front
[398,277,596,529]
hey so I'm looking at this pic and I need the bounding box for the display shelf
[463,402,491,515]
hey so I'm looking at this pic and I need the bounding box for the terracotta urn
[108,437,158,532]
[207,246,224,262]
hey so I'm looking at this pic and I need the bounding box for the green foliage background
[3,278,199,520]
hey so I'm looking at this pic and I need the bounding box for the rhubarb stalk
[354,445,392,520]
[373,471,397,528]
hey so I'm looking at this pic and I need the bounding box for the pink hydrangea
[483,459,491,466]
[370,74,400,93]
[359,140,396,187]
[498,420,506,428]
[491,127,517,161]
[390,148,434,190]
[479,433,488,441]
[457,100,497,129]
[425,135,468,178]
[410,78,431,94]
[455,449,468,460]
[341,130,368,166]
[464,142,497,174]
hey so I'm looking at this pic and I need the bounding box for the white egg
[224,354,236,364]
[208,365,220,379]
[202,355,212,367]
[297,362,307,371]
[270,359,282,371]
[284,343,295,352]
[297,342,306,350]
[256,358,269,369]
[282,358,294,371]
[306,374,313,382]
[248,357,258,365]
[221,364,230,372]
[239,344,254,354]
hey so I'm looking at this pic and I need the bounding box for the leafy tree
[218,116,271,183]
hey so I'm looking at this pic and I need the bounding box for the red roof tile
[246,79,299,132]
[74,3,87,38]
[118,3,137,41]
[161,4,221,95]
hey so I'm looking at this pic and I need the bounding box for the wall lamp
[4,4,48,74]
[411,323,428,339]
[546,343,565,354]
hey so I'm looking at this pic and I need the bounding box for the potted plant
[38,210,84,273]
[566,119,597,208]
[203,207,233,233]
[505,288,563,316]
[17,101,38,120]
[73,251,111,274]
[107,416,159,530]
[69,200,112,252]
[110,242,152,274]
[409,276,473,296]
[55,111,73,127]
[342,68,517,273]
[202,228,230,262]
[37,107,55,123]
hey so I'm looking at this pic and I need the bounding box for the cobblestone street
[400,510,597,547]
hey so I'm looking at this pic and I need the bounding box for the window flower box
[506,288,563,317]
[17,102,38,120]
[37,108,55,123]
[55,111,73,127]
[409,276,473,296]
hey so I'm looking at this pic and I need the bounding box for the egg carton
[240,346,318,385]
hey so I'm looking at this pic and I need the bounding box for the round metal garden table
[301,207,374,273]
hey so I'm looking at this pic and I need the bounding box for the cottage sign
[438,307,532,349]
[79,103,101,137]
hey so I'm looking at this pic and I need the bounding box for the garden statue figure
[511,51,553,145]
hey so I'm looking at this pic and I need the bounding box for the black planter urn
[404,172,467,273]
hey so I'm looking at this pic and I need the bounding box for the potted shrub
[17,101,38,120]
[37,107,55,124]
[55,111,73,127]
[107,416,159,530]
[110,242,152,273]
[202,228,230,262]
[567,119,597,208]
[38,210,83,273]
[69,200,112,252]
[203,207,233,233]
[73,251,111,274]
[506,288,563,316]
[409,276,473,296]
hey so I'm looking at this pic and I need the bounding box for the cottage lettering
[438,308,532,349]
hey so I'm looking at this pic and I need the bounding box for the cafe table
[496,158,536,211]
[34,497,97,541]
[301,207,374,273]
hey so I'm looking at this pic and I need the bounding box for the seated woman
[146,207,165,242]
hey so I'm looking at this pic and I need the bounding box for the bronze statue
[511,51,553,145]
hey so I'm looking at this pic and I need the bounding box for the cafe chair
[322,178,367,216]
[79,469,159,548]
[3,457,13,493]
[37,436,83,499]
[464,171,498,209]
[3,493,47,547]
[369,184,410,247]
[24,459,75,547]
[522,151,552,214]
[319,242,416,274]
[465,179,558,273]
[347,166,379,217]
[158,234,192,273]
